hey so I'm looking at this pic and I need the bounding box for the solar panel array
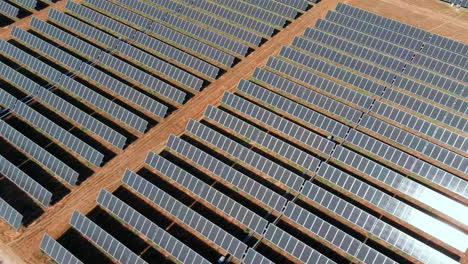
[52,3,464,263]
[0,0,314,232]
[441,0,468,7]
[0,198,23,229]
[0,0,56,25]
[40,234,83,264]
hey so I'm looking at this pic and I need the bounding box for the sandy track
[0,0,467,263]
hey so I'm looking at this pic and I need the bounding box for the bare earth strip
[0,0,467,263]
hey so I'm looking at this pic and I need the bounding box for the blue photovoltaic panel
[145,152,268,234]
[243,248,274,264]
[0,155,52,207]
[12,0,37,9]
[97,189,211,264]
[0,120,79,185]
[0,198,22,229]
[70,211,148,264]
[242,0,298,18]
[0,59,127,149]
[40,234,83,264]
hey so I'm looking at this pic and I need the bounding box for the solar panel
[177,0,277,35]
[283,202,397,264]
[358,115,468,188]
[382,88,466,133]
[96,188,210,264]
[204,105,321,172]
[332,145,467,223]
[12,26,168,119]
[0,60,127,149]
[0,155,52,207]
[83,0,235,67]
[324,11,467,68]
[265,57,374,110]
[317,163,468,252]
[252,68,362,124]
[237,80,350,139]
[0,198,22,229]
[0,120,79,185]
[41,12,187,105]
[243,248,274,264]
[279,46,385,96]
[145,152,268,234]
[0,0,19,18]
[113,0,249,56]
[165,135,288,211]
[371,100,466,154]
[263,224,336,264]
[11,0,37,9]
[0,39,148,133]
[140,0,263,46]
[274,0,308,10]
[121,169,249,259]
[55,6,204,92]
[292,31,468,112]
[335,3,468,56]
[0,87,104,166]
[301,181,458,264]
[70,211,148,264]
[242,0,298,18]
[40,234,83,264]
[206,0,287,27]
[186,119,305,191]
[221,92,335,156]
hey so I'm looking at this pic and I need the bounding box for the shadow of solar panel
[12,26,168,119]
[145,152,269,234]
[0,155,52,207]
[186,119,305,191]
[40,233,83,264]
[0,120,79,185]
[203,105,320,172]
[221,92,335,155]
[70,211,148,264]
[0,60,127,149]
[165,134,288,211]
[317,163,468,252]
[121,169,249,259]
[96,189,210,264]
[263,224,336,264]
[301,182,458,264]
[84,0,235,67]
[0,198,23,229]
[0,87,104,166]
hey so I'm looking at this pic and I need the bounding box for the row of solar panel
[296,31,467,110]
[324,11,467,69]
[335,3,468,56]
[279,46,467,133]
[311,21,467,83]
[441,0,468,7]
[84,0,236,66]
[164,115,460,263]
[263,57,467,158]
[0,0,19,18]
[239,76,467,190]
